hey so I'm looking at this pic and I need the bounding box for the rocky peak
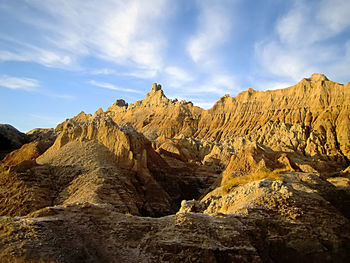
[72,111,92,122]
[151,82,162,92]
[105,99,128,114]
[113,99,128,108]
[94,107,104,116]
[144,82,169,106]
[308,73,329,82]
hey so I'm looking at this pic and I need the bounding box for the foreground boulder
[0,171,349,263]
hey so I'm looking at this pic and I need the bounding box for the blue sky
[0,0,349,132]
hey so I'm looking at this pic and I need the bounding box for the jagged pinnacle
[151,83,162,92]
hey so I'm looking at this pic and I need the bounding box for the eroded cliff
[0,74,349,262]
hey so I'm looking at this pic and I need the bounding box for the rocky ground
[0,74,349,262]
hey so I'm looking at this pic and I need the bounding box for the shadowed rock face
[1,116,213,218]
[0,124,29,160]
[0,75,350,262]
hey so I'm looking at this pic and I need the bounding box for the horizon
[1,0,349,132]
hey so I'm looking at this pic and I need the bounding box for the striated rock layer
[0,74,349,262]
[103,74,349,166]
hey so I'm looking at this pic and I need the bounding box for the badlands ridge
[0,73,349,262]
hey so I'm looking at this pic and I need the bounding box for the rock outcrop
[26,128,56,141]
[1,115,215,218]
[101,77,349,167]
[0,124,29,160]
[105,83,203,140]
[2,140,54,166]
[0,74,349,262]
[1,170,349,263]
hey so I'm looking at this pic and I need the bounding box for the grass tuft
[222,168,289,194]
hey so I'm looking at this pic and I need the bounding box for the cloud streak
[187,1,233,66]
[256,0,350,82]
[164,66,194,87]
[0,34,75,68]
[0,0,171,73]
[0,74,75,100]
[0,75,39,91]
[89,80,142,94]
[91,68,116,75]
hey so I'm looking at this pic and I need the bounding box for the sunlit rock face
[1,74,350,262]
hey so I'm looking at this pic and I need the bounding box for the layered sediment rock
[102,76,349,166]
[0,74,349,262]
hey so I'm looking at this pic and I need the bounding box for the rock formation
[0,75,349,262]
[0,124,29,160]
[105,76,349,163]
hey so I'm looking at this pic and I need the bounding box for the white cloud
[122,69,158,79]
[317,0,350,34]
[251,80,294,91]
[198,74,240,95]
[168,95,215,110]
[91,68,116,75]
[165,67,193,82]
[326,41,350,81]
[0,75,39,91]
[276,0,350,47]
[4,0,171,73]
[0,74,75,100]
[167,73,240,97]
[0,35,75,68]
[192,101,215,109]
[0,49,73,69]
[89,80,142,94]
[256,41,315,81]
[256,0,350,82]
[164,66,194,87]
[187,1,233,65]
[264,82,293,91]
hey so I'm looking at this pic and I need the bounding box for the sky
[0,0,349,132]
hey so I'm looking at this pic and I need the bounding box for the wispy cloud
[0,74,75,100]
[164,66,194,87]
[122,69,158,79]
[197,74,240,95]
[0,75,39,91]
[187,1,233,66]
[165,66,193,82]
[256,0,350,82]
[167,73,240,100]
[191,100,215,109]
[91,68,116,75]
[0,49,73,68]
[168,95,215,110]
[277,0,350,47]
[0,34,75,68]
[0,0,171,73]
[251,80,294,91]
[89,80,142,94]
